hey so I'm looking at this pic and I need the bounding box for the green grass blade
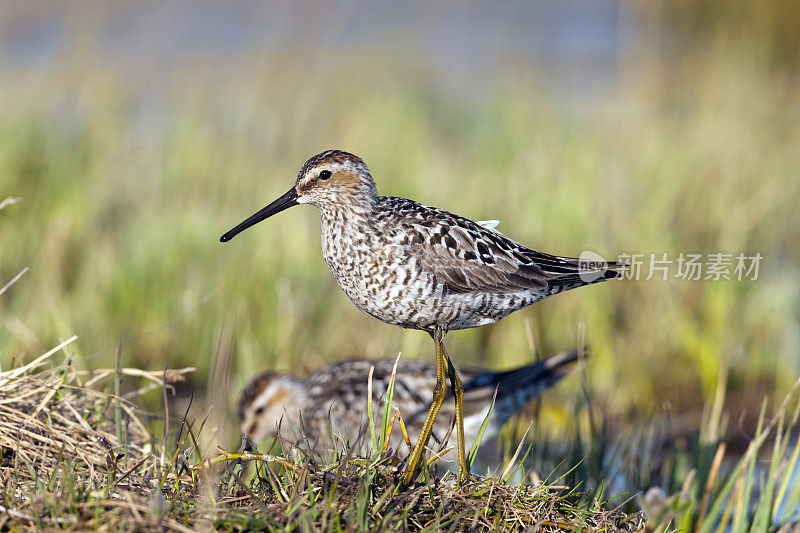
[773,397,800,521]
[500,422,533,482]
[366,365,377,455]
[733,400,766,532]
[466,386,497,471]
[380,354,401,451]
[749,413,783,533]
[114,338,123,454]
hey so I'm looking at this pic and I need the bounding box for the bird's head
[221,150,376,242]
[237,371,306,446]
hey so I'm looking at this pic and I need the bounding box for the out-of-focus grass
[1,40,799,451]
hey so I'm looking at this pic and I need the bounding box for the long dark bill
[220,187,299,242]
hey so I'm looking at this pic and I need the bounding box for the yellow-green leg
[444,351,467,485]
[400,334,448,488]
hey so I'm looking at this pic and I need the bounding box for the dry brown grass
[0,338,193,530]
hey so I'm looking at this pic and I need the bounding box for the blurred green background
[1,1,798,448]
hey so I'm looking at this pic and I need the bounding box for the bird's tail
[461,348,586,425]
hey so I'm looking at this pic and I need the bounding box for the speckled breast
[321,228,428,328]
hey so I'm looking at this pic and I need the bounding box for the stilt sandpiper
[238,350,583,462]
[221,150,623,487]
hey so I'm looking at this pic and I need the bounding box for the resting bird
[238,349,584,462]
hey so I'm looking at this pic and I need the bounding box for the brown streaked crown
[298,150,366,179]
[237,371,280,421]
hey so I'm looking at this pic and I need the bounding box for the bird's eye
[318,170,332,180]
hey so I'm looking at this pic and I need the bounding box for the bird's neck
[318,193,378,231]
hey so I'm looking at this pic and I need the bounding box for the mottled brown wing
[399,210,586,294]
[381,196,625,295]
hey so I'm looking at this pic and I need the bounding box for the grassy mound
[0,341,642,531]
